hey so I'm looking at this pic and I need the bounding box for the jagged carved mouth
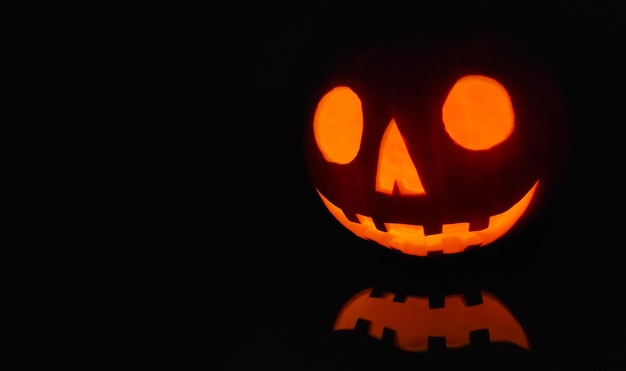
[333,288,530,352]
[318,181,537,255]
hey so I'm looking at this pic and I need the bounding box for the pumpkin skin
[305,34,568,256]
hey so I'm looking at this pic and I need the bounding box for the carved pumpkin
[305,34,568,256]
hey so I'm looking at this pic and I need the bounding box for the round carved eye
[442,75,514,150]
[313,86,363,164]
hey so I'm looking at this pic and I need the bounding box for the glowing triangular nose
[375,119,426,195]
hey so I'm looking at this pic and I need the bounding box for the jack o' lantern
[305,34,568,256]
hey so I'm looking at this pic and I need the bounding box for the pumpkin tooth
[468,217,489,232]
[469,329,490,348]
[423,223,443,235]
[354,318,372,334]
[393,292,407,303]
[372,218,388,232]
[463,291,483,307]
[342,210,360,223]
[427,336,447,352]
[381,327,397,346]
[428,294,445,309]
[369,287,385,298]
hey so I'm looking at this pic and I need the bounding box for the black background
[155,1,624,370]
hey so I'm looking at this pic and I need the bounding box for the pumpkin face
[305,35,567,256]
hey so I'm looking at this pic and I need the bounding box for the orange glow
[318,181,537,255]
[334,288,529,351]
[442,75,514,150]
[376,119,426,195]
[313,86,363,164]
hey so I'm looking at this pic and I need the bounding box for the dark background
[156,1,623,369]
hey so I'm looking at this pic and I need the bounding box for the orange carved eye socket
[442,75,515,150]
[313,86,363,164]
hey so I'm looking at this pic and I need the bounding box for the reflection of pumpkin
[305,34,568,256]
[334,288,529,352]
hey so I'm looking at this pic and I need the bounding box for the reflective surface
[189,2,621,370]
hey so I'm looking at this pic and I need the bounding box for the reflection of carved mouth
[318,181,537,256]
[334,288,530,352]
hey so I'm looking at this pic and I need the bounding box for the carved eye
[313,86,363,164]
[442,75,515,150]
